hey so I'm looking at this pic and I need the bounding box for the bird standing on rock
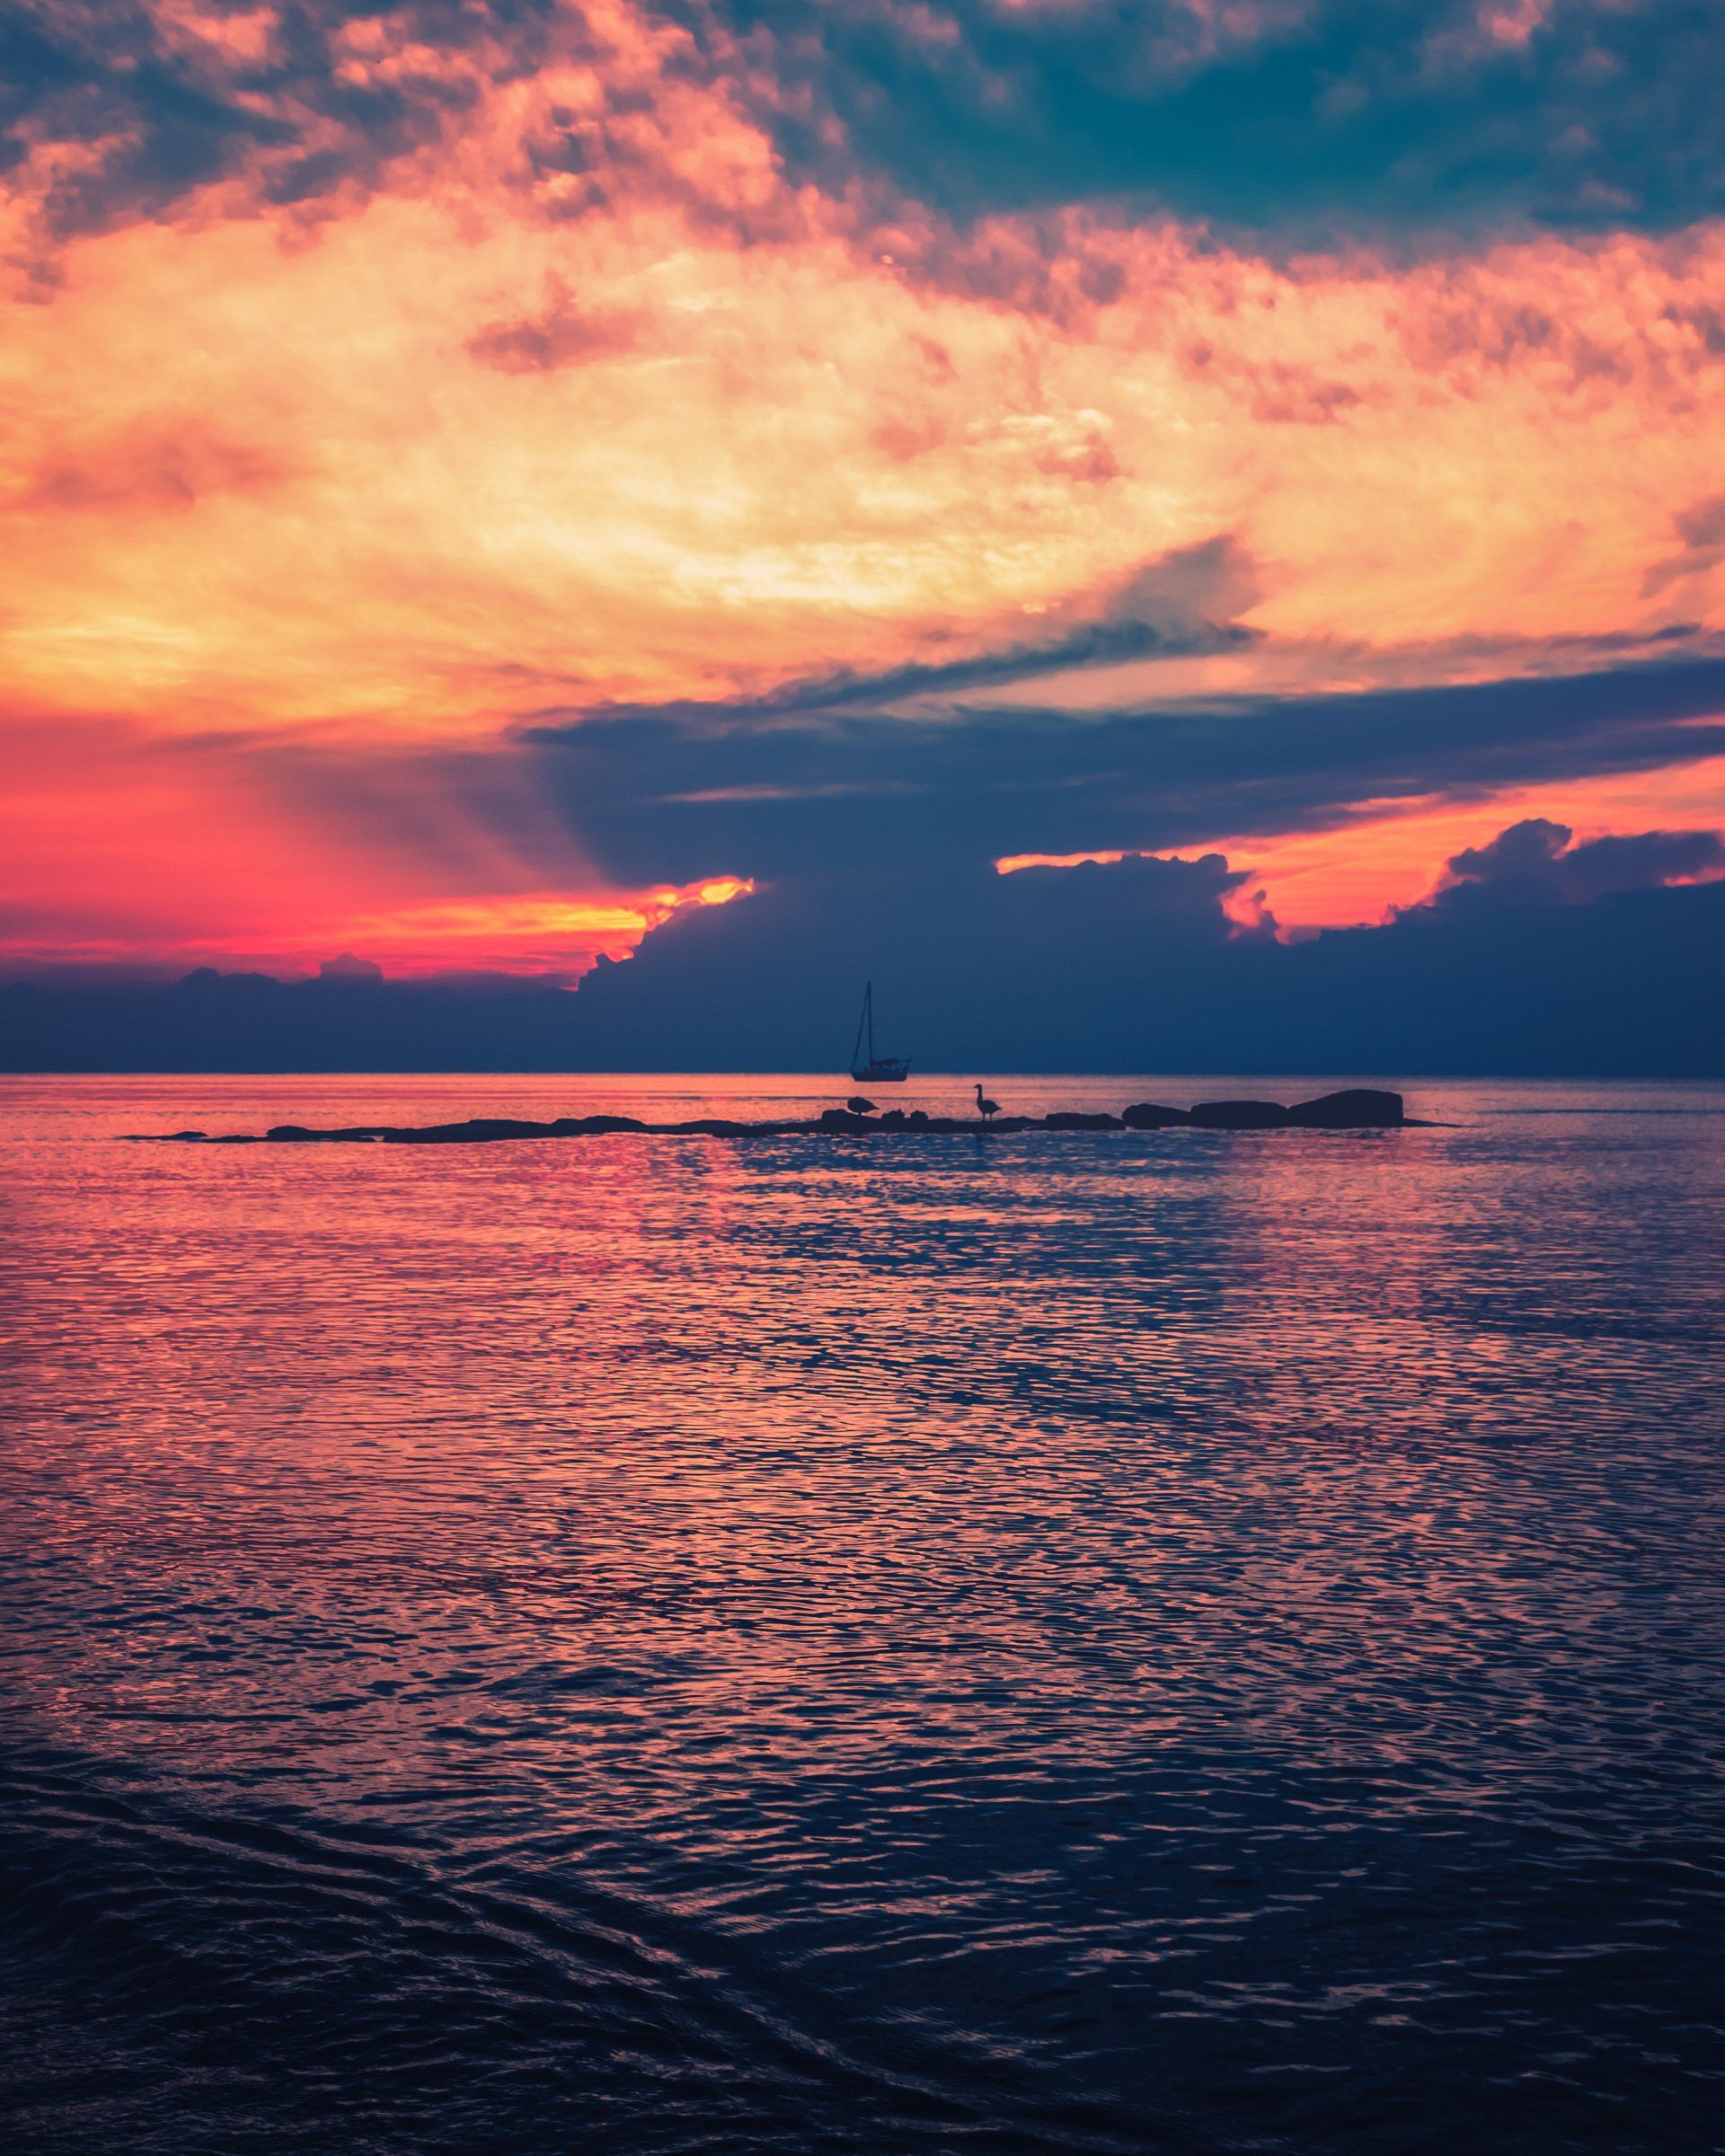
[846,1096,876,1115]
[974,1083,1002,1123]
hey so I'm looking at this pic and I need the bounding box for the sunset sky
[6,0,1725,984]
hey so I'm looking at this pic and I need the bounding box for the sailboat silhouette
[850,981,911,1083]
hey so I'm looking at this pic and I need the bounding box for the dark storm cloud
[519,650,1725,887]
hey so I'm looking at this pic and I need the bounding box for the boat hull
[851,1059,911,1082]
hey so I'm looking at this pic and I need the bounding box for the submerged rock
[1042,1111,1124,1130]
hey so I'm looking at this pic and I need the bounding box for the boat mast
[853,981,871,1072]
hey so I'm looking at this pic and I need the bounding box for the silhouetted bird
[974,1083,1001,1122]
[846,1095,876,1114]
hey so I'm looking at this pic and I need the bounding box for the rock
[208,1096,1416,1146]
[1188,1100,1290,1129]
[385,1118,556,1143]
[671,1118,778,1136]
[1286,1089,1404,1128]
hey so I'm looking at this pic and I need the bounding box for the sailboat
[850,981,911,1083]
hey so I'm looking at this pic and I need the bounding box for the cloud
[547,810,1725,1076]
[14,421,288,512]
[9,93,1725,743]
[0,963,593,1071]
[9,817,1720,1074]
[315,950,385,983]
[519,651,1725,885]
[702,0,1725,239]
[465,278,640,373]
[541,535,1261,719]
[1429,816,1725,906]
[13,4,1725,294]
[1644,493,1725,597]
[4,0,1725,1007]
[0,0,788,275]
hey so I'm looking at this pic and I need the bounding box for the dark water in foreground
[2,1074,1723,2156]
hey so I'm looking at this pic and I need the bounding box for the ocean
[2,1074,1722,2156]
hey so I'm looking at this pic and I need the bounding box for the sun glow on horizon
[243,874,760,985]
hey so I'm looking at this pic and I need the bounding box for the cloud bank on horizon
[2,0,1724,1036]
[9,817,1722,1076]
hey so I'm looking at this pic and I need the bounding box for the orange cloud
[1000,753,1725,930]
[1213,755,1725,927]
[8,41,1725,738]
[300,875,755,982]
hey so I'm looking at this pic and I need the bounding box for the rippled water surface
[3,1074,1723,2156]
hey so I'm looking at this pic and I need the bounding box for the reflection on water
[2,1074,1723,2156]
